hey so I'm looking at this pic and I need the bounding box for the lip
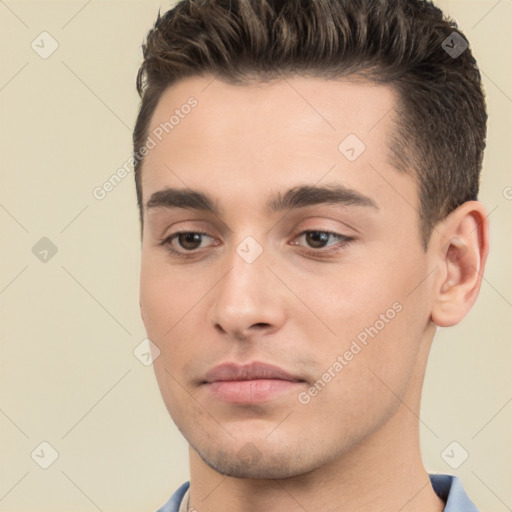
[201,362,305,404]
[203,361,303,383]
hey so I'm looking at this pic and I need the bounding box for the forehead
[146,74,397,151]
[141,74,408,215]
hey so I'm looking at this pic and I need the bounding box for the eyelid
[290,229,354,254]
[291,230,350,244]
[160,230,215,245]
[158,230,218,258]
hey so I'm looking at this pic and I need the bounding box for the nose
[207,243,287,342]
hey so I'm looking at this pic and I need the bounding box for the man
[133,0,489,510]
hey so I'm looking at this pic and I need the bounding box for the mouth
[201,361,306,404]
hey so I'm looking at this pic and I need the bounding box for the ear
[430,201,489,327]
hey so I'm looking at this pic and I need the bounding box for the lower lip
[205,379,302,404]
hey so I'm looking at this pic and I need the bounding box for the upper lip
[202,362,304,383]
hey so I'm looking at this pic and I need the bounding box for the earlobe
[430,201,489,327]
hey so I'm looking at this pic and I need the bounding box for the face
[139,75,436,479]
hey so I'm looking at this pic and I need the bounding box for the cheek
[291,254,427,388]
[140,257,208,380]
[139,274,169,342]
[288,259,403,339]
[139,255,197,339]
[295,304,420,433]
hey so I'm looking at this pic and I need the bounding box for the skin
[139,74,489,512]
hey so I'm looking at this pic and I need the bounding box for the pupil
[307,231,328,248]
[179,233,201,250]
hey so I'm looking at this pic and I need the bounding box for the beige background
[0,0,511,510]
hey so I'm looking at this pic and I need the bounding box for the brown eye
[159,231,219,259]
[177,232,204,250]
[305,231,331,248]
[291,230,354,256]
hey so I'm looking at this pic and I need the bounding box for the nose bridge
[219,241,270,309]
[208,236,284,336]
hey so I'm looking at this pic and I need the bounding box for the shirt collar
[430,473,480,511]
[158,474,479,511]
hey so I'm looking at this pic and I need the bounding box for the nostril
[215,323,227,334]
[252,322,270,329]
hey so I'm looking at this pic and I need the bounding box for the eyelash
[159,230,354,259]
[159,231,215,259]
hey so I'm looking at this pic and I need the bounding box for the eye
[159,231,217,257]
[292,230,354,255]
[159,229,354,259]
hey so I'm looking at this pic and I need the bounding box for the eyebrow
[145,184,378,215]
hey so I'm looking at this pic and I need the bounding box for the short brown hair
[133,0,487,248]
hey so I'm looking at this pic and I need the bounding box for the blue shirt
[156,473,479,511]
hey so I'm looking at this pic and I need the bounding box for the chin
[191,440,319,480]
